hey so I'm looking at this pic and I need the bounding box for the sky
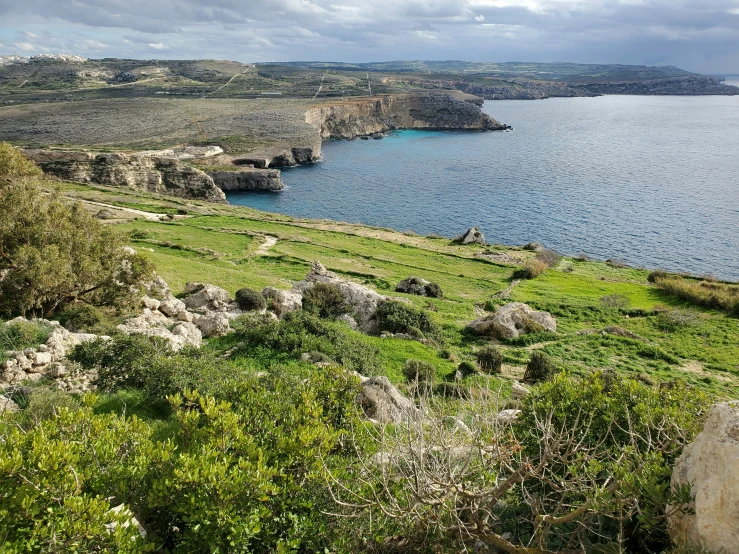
[1,0,739,73]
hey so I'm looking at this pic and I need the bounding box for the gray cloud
[0,0,738,72]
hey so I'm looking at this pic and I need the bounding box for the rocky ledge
[207,168,284,192]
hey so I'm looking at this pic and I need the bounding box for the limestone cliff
[208,168,284,192]
[23,150,227,203]
[304,92,506,140]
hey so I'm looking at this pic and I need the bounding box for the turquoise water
[227,95,739,280]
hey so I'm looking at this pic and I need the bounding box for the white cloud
[14,42,35,51]
[148,42,167,49]
[475,14,485,21]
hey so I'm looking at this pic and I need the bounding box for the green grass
[47,181,739,397]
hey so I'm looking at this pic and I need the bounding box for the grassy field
[46,179,739,397]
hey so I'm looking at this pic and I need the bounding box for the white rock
[182,283,232,311]
[496,409,521,424]
[32,351,53,366]
[511,381,530,399]
[357,376,421,424]
[468,302,557,339]
[158,298,186,318]
[192,314,230,338]
[105,504,147,538]
[142,296,161,311]
[0,395,20,414]
[171,322,202,348]
[177,310,193,323]
[262,286,303,317]
[668,402,739,553]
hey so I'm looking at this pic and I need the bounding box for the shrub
[55,303,106,332]
[0,144,153,317]
[239,311,382,376]
[424,282,443,298]
[402,359,437,383]
[14,387,80,428]
[648,270,669,283]
[656,308,702,332]
[535,248,560,267]
[600,293,631,310]
[375,300,441,341]
[476,345,502,374]
[653,276,739,315]
[513,259,548,280]
[457,361,477,378]
[235,287,266,311]
[523,350,556,383]
[0,320,50,360]
[301,282,347,318]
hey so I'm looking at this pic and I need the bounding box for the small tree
[476,345,503,374]
[524,350,556,383]
[302,282,347,319]
[235,287,267,311]
[402,359,436,384]
[0,143,153,317]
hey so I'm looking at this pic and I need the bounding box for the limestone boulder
[468,302,556,340]
[262,286,303,317]
[171,322,203,348]
[192,313,231,338]
[158,298,187,318]
[668,402,739,553]
[182,282,233,312]
[356,376,420,424]
[295,261,386,334]
[455,227,485,245]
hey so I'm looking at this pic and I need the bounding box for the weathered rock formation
[208,168,284,191]
[668,401,739,553]
[455,227,486,245]
[24,149,227,202]
[304,92,507,141]
[468,302,557,339]
[356,375,420,424]
[579,76,739,96]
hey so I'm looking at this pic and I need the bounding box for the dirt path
[255,235,278,256]
[79,200,168,221]
[203,69,249,99]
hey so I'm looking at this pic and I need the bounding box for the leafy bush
[235,287,267,311]
[600,293,631,310]
[648,269,669,283]
[375,300,441,341]
[424,282,443,298]
[0,320,50,362]
[476,345,502,374]
[239,311,382,376]
[55,303,109,332]
[14,387,80,428]
[535,248,561,267]
[513,259,548,280]
[656,308,703,332]
[523,350,556,383]
[402,359,436,383]
[301,282,347,318]
[0,143,153,318]
[457,361,477,378]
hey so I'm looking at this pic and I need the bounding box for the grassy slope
[53,180,739,396]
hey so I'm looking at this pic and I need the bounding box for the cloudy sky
[1,0,739,73]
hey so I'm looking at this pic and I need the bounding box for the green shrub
[239,311,382,376]
[600,293,631,310]
[476,345,502,374]
[0,320,50,362]
[55,303,107,332]
[523,351,556,383]
[513,259,548,280]
[376,300,441,341]
[535,248,560,267]
[301,282,347,318]
[402,359,437,383]
[457,361,477,378]
[0,144,154,318]
[424,282,443,298]
[656,308,702,332]
[647,270,669,283]
[14,387,80,428]
[235,287,267,311]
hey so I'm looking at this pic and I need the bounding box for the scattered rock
[182,282,233,311]
[668,402,739,553]
[496,409,521,424]
[105,504,147,538]
[0,395,20,414]
[95,208,117,220]
[262,286,303,317]
[602,326,645,341]
[171,322,202,348]
[468,302,556,339]
[357,376,420,424]
[455,227,486,245]
[510,381,530,399]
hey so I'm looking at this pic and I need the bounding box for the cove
[227,95,739,281]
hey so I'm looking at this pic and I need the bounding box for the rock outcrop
[304,92,507,141]
[455,227,486,245]
[668,402,739,553]
[23,149,227,203]
[468,302,557,339]
[208,168,284,191]
[356,375,420,424]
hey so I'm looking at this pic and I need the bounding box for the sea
[227,94,739,281]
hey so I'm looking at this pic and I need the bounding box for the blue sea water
[227,95,739,280]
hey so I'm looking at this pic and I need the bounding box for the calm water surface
[228,95,739,280]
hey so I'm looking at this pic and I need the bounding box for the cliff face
[577,76,739,96]
[304,92,506,140]
[24,150,227,203]
[208,168,284,192]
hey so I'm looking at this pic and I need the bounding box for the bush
[239,311,382,376]
[457,361,477,378]
[0,143,153,318]
[653,276,739,315]
[402,359,437,383]
[656,308,702,332]
[0,320,50,361]
[600,293,631,310]
[648,270,669,283]
[476,345,502,374]
[424,282,443,298]
[55,303,107,332]
[535,248,561,267]
[375,300,441,341]
[301,282,347,318]
[235,287,266,311]
[14,387,80,428]
[523,351,556,383]
[513,259,548,280]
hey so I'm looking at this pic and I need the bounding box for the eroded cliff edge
[20,92,506,201]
